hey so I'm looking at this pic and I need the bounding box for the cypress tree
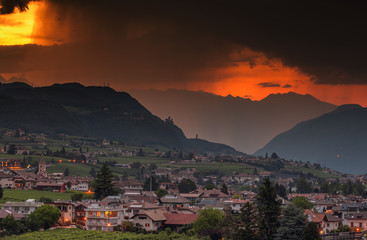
[94,163,118,200]
[256,177,281,240]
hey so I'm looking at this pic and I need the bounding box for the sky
[1,1,367,106]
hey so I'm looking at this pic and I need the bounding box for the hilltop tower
[37,154,47,177]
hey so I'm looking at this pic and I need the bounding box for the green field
[284,165,340,179]
[162,162,258,174]
[1,189,76,203]
[3,228,199,240]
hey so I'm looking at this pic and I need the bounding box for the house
[74,203,89,226]
[15,146,29,155]
[35,181,66,192]
[163,213,198,231]
[85,204,126,231]
[130,209,166,231]
[0,209,24,220]
[51,201,74,225]
[151,168,172,177]
[1,199,43,216]
[304,209,342,234]
[347,212,367,231]
[159,194,190,208]
[117,180,143,192]
[0,159,22,171]
[127,202,162,219]
[222,199,248,212]
[0,171,15,188]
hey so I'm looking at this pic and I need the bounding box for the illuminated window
[96,211,100,217]
[89,211,93,217]
[145,223,150,227]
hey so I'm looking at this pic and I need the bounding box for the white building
[85,204,126,231]
[1,199,43,216]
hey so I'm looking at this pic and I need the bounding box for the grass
[1,189,76,203]
[161,162,258,174]
[47,163,93,177]
[284,165,339,179]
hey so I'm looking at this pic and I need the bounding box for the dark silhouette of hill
[255,104,367,173]
[130,89,336,153]
[0,82,240,154]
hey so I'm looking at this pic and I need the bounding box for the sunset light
[0,1,40,45]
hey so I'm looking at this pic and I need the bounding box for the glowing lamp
[356,228,360,232]
[107,223,111,227]
[83,217,87,221]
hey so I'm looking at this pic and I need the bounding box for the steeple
[37,154,47,177]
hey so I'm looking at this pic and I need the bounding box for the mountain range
[130,89,336,153]
[255,104,367,173]
[0,82,239,155]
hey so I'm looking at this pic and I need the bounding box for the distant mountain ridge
[0,82,240,155]
[255,104,367,173]
[130,89,337,153]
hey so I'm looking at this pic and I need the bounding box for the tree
[320,181,329,193]
[292,196,314,210]
[253,167,259,176]
[274,204,307,240]
[63,168,70,176]
[29,205,60,230]
[0,215,22,235]
[178,178,197,193]
[220,183,229,194]
[302,222,321,240]
[271,152,279,159]
[149,163,157,171]
[7,144,16,155]
[275,183,287,198]
[122,221,136,232]
[71,193,84,202]
[296,177,313,193]
[89,167,96,178]
[204,183,217,190]
[94,163,118,200]
[0,185,3,199]
[143,176,159,191]
[155,188,168,198]
[233,202,258,240]
[256,177,281,240]
[194,208,224,240]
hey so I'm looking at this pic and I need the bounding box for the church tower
[37,154,47,177]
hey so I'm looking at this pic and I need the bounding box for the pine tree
[220,183,229,194]
[302,222,321,240]
[94,163,118,200]
[0,184,3,199]
[233,202,258,240]
[256,177,281,240]
[89,167,96,178]
[274,204,307,240]
[63,168,70,176]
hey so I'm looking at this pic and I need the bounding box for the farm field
[0,189,77,203]
[3,228,199,240]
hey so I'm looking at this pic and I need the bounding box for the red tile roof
[164,213,198,225]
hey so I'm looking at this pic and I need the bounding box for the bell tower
[37,154,47,177]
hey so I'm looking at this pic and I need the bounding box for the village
[0,129,367,239]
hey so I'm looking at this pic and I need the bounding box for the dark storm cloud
[1,0,367,85]
[258,82,281,88]
[282,84,292,88]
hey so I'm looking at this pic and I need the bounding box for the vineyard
[3,228,199,240]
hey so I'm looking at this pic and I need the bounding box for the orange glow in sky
[0,2,40,45]
[1,4,367,107]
